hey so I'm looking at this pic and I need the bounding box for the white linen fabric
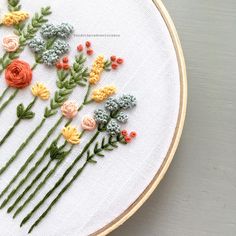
[0,0,180,235]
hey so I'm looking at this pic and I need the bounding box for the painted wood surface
[111,0,236,235]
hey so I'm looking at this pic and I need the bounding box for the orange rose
[5,60,33,88]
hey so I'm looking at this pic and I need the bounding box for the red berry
[125,136,132,143]
[63,64,70,70]
[110,55,116,62]
[121,130,128,136]
[117,58,124,64]
[130,131,137,138]
[62,57,69,63]
[56,62,62,70]
[86,41,91,48]
[77,44,83,52]
[87,49,94,56]
[111,63,118,70]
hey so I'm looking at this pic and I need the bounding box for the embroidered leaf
[16,104,24,118]
[22,111,35,119]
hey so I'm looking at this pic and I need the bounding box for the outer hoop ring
[92,0,187,235]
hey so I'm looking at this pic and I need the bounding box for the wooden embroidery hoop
[91,0,187,235]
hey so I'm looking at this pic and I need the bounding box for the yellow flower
[1,11,29,26]
[89,55,105,85]
[62,125,81,145]
[31,82,50,100]
[92,85,117,103]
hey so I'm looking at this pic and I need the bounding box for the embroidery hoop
[92,0,187,235]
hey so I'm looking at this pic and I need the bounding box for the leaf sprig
[8,0,21,12]
[44,54,89,118]
[87,134,126,163]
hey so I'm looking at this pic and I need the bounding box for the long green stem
[28,134,124,233]
[8,159,52,213]
[28,161,88,233]
[14,146,73,218]
[0,97,37,147]
[0,118,46,176]
[21,131,100,227]
[0,117,63,198]
[0,87,10,103]
[0,89,19,114]
[0,147,50,209]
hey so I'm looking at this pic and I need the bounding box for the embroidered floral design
[28,22,73,66]
[2,35,19,52]
[94,109,109,124]
[61,100,79,119]
[106,120,121,136]
[62,125,81,144]
[31,82,50,100]
[89,55,105,85]
[5,59,32,88]
[92,85,117,103]
[81,115,96,131]
[1,11,29,26]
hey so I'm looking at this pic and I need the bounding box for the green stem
[28,161,88,234]
[14,146,73,218]
[0,89,19,114]
[0,147,50,209]
[21,131,100,227]
[0,97,37,147]
[0,118,21,146]
[8,159,52,213]
[31,63,38,70]
[0,87,10,103]
[28,135,125,233]
[0,116,63,198]
[0,118,46,176]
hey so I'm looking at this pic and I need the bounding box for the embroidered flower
[42,49,60,66]
[116,112,128,123]
[118,94,137,109]
[92,85,117,103]
[2,35,19,52]
[62,125,81,144]
[81,115,96,131]
[94,109,109,124]
[105,97,119,112]
[28,37,46,53]
[57,23,74,38]
[53,40,69,55]
[106,120,121,136]
[5,59,32,88]
[1,11,29,26]
[41,23,58,38]
[89,55,105,85]
[31,82,50,100]
[61,100,79,119]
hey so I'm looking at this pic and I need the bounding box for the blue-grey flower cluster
[105,98,119,112]
[106,120,121,136]
[53,40,69,55]
[57,23,74,38]
[94,109,109,124]
[41,23,58,38]
[42,49,60,66]
[41,23,74,39]
[118,94,137,109]
[28,37,46,53]
[116,112,128,123]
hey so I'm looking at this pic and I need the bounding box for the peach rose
[2,35,19,52]
[5,59,32,88]
[61,100,79,119]
[81,115,97,131]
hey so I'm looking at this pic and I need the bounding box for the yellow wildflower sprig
[62,125,81,145]
[89,55,105,85]
[91,85,117,103]
[1,11,29,26]
[31,82,50,100]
